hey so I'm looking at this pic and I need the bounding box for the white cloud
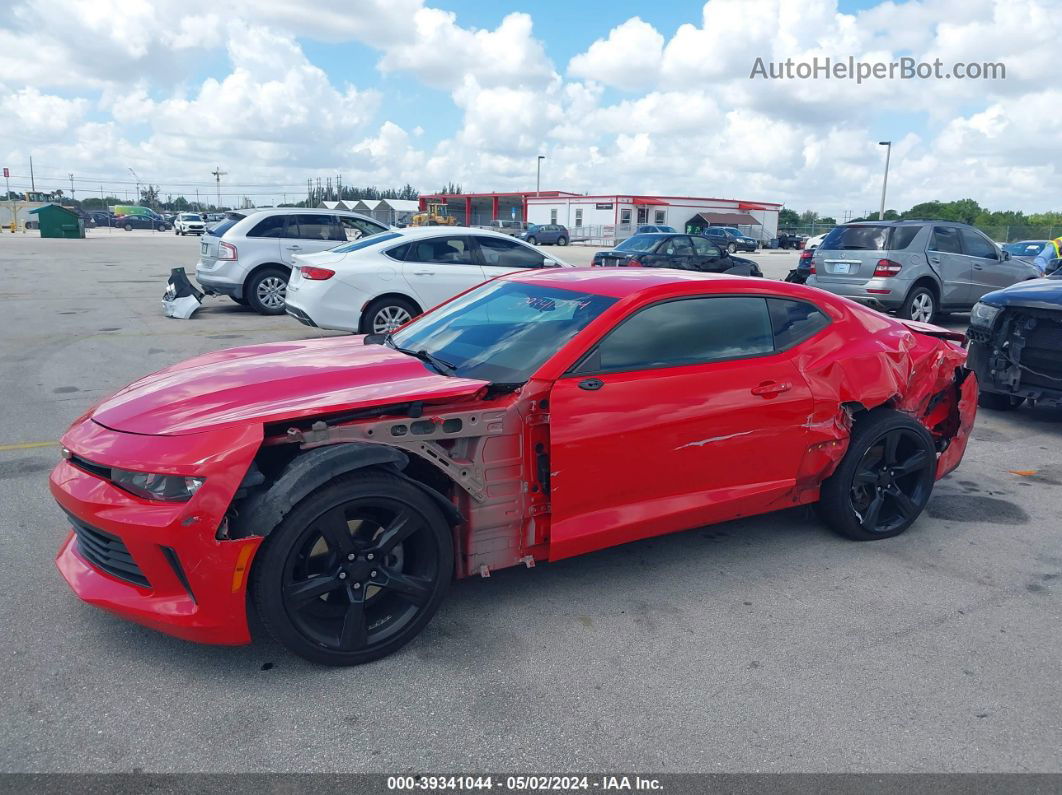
[567,18,664,89]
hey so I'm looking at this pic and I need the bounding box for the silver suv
[806,221,1041,323]
[195,208,389,314]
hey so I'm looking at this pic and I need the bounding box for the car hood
[90,336,490,436]
[981,277,1062,311]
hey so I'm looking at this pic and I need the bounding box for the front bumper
[51,418,264,645]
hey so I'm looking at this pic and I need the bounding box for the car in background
[519,223,569,246]
[195,208,390,314]
[593,233,762,277]
[967,272,1062,410]
[114,214,170,231]
[636,224,676,234]
[1001,240,1047,264]
[285,226,571,333]
[806,221,1042,323]
[804,232,828,250]
[484,220,527,236]
[85,211,114,227]
[51,267,975,665]
[776,232,806,250]
[703,226,758,253]
[174,213,206,236]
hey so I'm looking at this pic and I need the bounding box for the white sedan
[284,226,573,334]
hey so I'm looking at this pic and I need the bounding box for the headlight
[110,468,205,502]
[970,302,1002,328]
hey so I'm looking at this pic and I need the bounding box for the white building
[525,194,782,243]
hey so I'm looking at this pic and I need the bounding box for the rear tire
[978,391,1024,411]
[246,266,289,315]
[817,409,936,541]
[362,296,419,334]
[252,471,453,666]
[900,285,937,323]
[123,223,132,231]
[557,236,568,246]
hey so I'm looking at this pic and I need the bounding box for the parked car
[636,224,676,234]
[804,232,828,250]
[86,211,114,227]
[1001,240,1048,264]
[484,220,527,236]
[703,226,758,253]
[805,221,1042,323]
[114,214,169,231]
[786,248,815,284]
[174,213,206,236]
[592,233,762,276]
[195,208,390,314]
[519,223,569,246]
[51,268,975,666]
[776,232,806,250]
[285,226,571,333]
[966,273,1062,410]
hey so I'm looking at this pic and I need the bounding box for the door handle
[578,378,604,391]
[928,256,940,264]
[412,271,435,276]
[751,381,791,397]
[286,245,301,250]
[972,263,984,270]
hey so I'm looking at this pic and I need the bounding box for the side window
[384,242,411,261]
[691,237,721,257]
[929,226,962,254]
[588,297,774,373]
[662,236,693,256]
[407,236,475,265]
[767,298,831,349]
[248,214,291,238]
[960,229,999,260]
[476,236,546,268]
[338,216,383,241]
[293,214,337,241]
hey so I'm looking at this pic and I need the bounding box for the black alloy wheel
[253,472,452,665]
[817,410,936,541]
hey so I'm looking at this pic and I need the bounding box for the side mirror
[543,258,560,268]
[363,333,387,345]
[1001,250,1011,261]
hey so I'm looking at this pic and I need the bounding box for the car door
[926,226,972,306]
[659,235,695,269]
[961,227,1025,299]
[401,234,486,310]
[547,295,816,560]
[279,214,345,265]
[690,236,725,271]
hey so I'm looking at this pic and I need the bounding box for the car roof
[501,267,808,299]
[388,225,532,241]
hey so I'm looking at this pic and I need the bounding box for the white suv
[174,213,206,236]
[195,208,389,314]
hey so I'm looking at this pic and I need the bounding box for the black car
[85,211,114,227]
[703,226,758,253]
[776,232,806,250]
[966,274,1062,410]
[592,233,762,276]
[114,214,169,231]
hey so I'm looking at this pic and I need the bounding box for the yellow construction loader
[410,201,458,226]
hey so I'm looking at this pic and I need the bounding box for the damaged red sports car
[51,269,977,665]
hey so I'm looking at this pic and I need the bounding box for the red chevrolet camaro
[51,269,977,665]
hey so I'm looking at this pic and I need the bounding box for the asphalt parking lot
[1,230,1060,773]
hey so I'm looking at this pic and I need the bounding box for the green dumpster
[29,204,85,239]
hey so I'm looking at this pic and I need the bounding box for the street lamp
[877,141,891,221]
[128,168,141,205]
[536,155,545,197]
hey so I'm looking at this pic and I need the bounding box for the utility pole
[211,166,227,210]
[4,167,12,233]
[69,173,75,202]
[878,141,892,221]
[128,168,140,205]
[536,155,545,197]
[195,188,201,212]
[29,155,35,191]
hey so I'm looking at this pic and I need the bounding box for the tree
[799,210,819,225]
[818,216,837,226]
[139,184,160,208]
[779,208,800,226]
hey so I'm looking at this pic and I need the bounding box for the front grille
[966,327,990,344]
[1018,315,1062,390]
[66,512,150,588]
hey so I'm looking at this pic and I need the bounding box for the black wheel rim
[849,428,933,534]
[281,498,438,653]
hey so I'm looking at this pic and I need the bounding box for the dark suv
[703,226,757,253]
[806,221,1041,323]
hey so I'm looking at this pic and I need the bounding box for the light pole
[878,141,891,221]
[536,155,545,197]
[128,167,140,205]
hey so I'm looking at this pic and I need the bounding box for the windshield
[390,281,617,383]
[615,234,660,253]
[1003,241,1046,256]
[180,214,200,220]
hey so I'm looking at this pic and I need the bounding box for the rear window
[615,234,660,253]
[333,232,402,253]
[820,224,920,251]
[210,213,246,238]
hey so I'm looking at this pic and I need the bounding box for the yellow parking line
[0,441,57,452]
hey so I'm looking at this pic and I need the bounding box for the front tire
[527,236,538,245]
[978,391,1025,411]
[817,410,936,541]
[900,286,936,323]
[252,472,453,666]
[727,243,737,254]
[246,266,289,315]
[362,296,419,334]
[557,236,568,246]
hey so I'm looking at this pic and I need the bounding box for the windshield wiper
[387,338,457,375]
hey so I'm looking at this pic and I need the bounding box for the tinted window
[767,298,830,349]
[961,229,999,260]
[294,214,337,241]
[661,236,693,256]
[407,236,475,265]
[591,297,774,372]
[247,214,289,238]
[821,225,889,250]
[930,226,962,254]
[615,234,660,253]
[476,236,546,268]
[380,239,410,259]
[691,237,721,257]
[210,213,247,238]
[338,216,386,241]
[332,232,402,254]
